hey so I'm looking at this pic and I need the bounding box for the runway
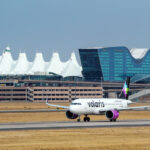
[0,119,150,131]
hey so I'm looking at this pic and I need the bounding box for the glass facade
[79,49,103,81]
[79,46,150,82]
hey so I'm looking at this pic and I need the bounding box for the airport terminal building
[79,46,150,83]
[1,46,150,83]
[1,46,150,101]
[0,47,103,101]
[0,47,82,80]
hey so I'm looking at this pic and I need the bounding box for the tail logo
[122,81,129,98]
[120,77,130,100]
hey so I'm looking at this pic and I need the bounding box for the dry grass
[0,127,150,150]
[0,101,69,110]
[0,112,69,123]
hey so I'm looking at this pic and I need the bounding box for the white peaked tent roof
[10,53,29,74]
[47,52,64,75]
[61,52,82,77]
[69,52,79,66]
[0,50,13,74]
[28,52,46,74]
[0,47,82,77]
[130,48,149,59]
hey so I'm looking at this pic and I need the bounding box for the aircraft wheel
[110,119,113,122]
[84,117,87,122]
[77,119,80,122]
[87,117,90,122]
[113,119,116,122]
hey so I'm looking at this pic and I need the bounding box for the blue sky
[0,0,150,61]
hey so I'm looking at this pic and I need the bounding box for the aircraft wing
[117,106,150,111]
[98,106,150,112]
[46,100,69,109]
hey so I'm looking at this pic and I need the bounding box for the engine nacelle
[105,110,119,120]
[66,111,78,119]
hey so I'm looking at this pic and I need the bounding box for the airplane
[46,77,150,122]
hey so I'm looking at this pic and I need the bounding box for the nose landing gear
[77,116,80,122]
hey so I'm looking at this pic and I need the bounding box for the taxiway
[0,119,150,131]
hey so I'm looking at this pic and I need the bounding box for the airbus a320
[46,77,150,122]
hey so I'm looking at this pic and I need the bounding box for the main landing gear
[83,115,90,122]
[110,119,117,122]
[77,115,90,122]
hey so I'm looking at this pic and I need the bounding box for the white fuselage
[69,98,132,115]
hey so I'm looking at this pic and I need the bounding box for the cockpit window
[71,103,81,105]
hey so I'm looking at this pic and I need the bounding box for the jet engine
[66,111,78,119]
[105,110,119,120]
